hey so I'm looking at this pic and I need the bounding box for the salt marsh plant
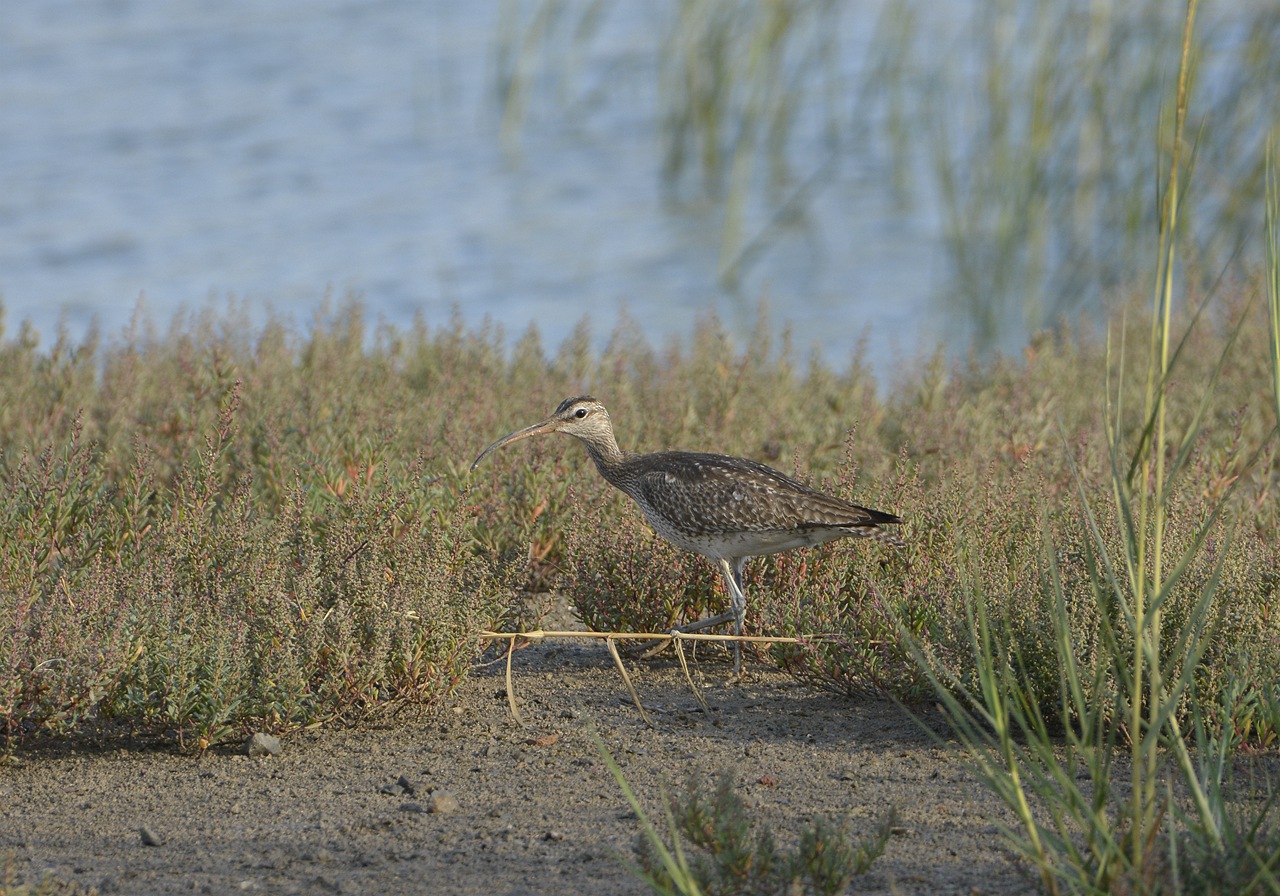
[0,303,517,751]
[594,735,893,896]
[634,770,892,896]
[4,278,1275,758]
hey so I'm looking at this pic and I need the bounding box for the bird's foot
[636,638,673,659]
[632,611,736,659]
[675,611,736,634]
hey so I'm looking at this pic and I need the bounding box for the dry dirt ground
[2,630,1034,896]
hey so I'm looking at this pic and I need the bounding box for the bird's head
[470,396,614,471]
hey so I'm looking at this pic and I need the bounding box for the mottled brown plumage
[471,396,904,675]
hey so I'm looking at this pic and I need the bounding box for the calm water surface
[2,2,965,369]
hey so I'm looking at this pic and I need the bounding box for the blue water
[0,2,1013,368]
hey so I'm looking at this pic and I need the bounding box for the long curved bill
[469,418,557,472]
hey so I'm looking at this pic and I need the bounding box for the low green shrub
[0,357,512,751]
[633,769,894,896]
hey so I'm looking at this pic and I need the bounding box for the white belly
[641,508,846,560]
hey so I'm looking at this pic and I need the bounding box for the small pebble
[428,791,460,814]
[247,732,281,758]
[139,826,165,847]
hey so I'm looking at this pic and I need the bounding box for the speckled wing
[628,452,901,553]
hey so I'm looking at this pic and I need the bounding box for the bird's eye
[574,408,588,418]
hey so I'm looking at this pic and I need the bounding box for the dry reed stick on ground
[480,629,823,724]
[479,630,813,644]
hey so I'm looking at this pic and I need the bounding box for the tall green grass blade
[1267,137,1280,430]
[593,729,705,896]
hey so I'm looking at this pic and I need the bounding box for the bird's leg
[638,559,747,669]
[718,557,748,678]
[672,610,736,633]
[635,610,733,660]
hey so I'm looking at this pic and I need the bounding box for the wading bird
[471,396,904,676]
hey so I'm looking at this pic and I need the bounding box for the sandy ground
[2,628,1032,896]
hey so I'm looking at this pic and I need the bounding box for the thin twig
[505,638,528,729]
[482,627,865,726]
[606,637,654,728]
[673,637,709,710]
[480,629,845,645]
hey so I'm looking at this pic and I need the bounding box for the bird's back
[612,450,902,557]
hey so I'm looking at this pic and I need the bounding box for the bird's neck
[578,434,629,486]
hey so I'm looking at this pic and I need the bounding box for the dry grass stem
[606,637,654,728]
